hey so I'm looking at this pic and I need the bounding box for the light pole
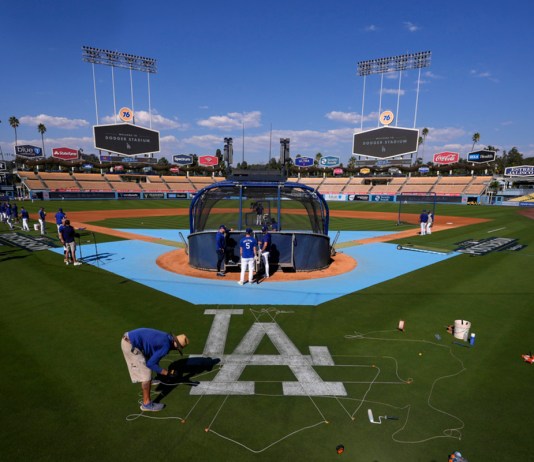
[224,137,233,171]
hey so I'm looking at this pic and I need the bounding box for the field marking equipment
[367,409,398,424]
[396,243,452,255]
[455,237,520,256]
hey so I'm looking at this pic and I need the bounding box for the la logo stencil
[190,309,346,396]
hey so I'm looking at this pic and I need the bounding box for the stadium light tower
[357,51,431,129]
[224,137,233,165]
[82,46,157,127]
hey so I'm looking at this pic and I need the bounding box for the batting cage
[396,192,437,225]
[188,172,331,271]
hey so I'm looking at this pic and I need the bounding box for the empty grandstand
[14,171,497,203]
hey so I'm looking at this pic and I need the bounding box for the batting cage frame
[187,176,332,272]
[396,192,437,226]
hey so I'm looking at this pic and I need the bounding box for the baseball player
[426,210,434,235]
[419,209,428,235]
[258,225,271,279]
[38,207,47,235]
[238,228,257,285]
[20,207,30,231]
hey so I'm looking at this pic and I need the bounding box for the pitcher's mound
[156,249,357,282]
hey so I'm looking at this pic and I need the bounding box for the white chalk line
[345,329,466,443]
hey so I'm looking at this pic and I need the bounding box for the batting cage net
[190,181,329,234]
[397,192,437,225]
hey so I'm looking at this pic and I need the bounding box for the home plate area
[50,229,457,305]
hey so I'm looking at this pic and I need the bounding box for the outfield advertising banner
[93,123,160,156]
[295,156,313,167]
[52,147,78,160]
[348,194,369,201]
[322,193,346,201]
[433,151,459,164]
[468,150,496,163]
[15,145,43,158]
[144,193,165,199]
[167,193,189,199]
[504,165,534,176]
[319,156,340,168]
[353,126,419,158]
[372,194,395,202]
[198,155,218,167]
[118,192,141,199]
[173,154,194,165]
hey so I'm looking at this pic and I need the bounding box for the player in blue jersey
[238,228,257,285]
[419,209,428,235]
[38,207,46,235]
[55,208,66,231]
[121,328,189,412]
[20,207,30,231]
[258,225,272,279]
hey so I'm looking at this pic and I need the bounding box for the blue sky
[1,0,533,165]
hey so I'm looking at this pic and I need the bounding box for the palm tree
[37,123,47,156]
[9,116,20,146]
[419,127,429,162]
[471,132,480,151]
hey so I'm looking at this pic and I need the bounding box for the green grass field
[2,199,534,461]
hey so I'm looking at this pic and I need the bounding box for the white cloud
[419,127,467,142]
[325,111,379,125]
[424,71,441,79]
[101,110,187,130]
[19,114,89,129]
[469,69,499,83]
[403,21,420,32]
[325,111,359,124]
[197,111,262,130]
[382,88,406,96]
[364,25,378,32]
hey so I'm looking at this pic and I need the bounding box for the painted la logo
[190,309,347,396]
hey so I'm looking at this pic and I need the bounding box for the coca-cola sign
[433,151,459,164]
[52,147,79,160]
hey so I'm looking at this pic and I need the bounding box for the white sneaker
[237,281,244,285]
[73,262,82,266]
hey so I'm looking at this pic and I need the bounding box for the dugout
[188,171,331,271]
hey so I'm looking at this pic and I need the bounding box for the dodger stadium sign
[93,123,160,156]
[353,126,419,158]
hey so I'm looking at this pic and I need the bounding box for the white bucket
[454,320,471,341]
[34,223,40,231]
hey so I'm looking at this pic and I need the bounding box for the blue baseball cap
[245,228,252,234]
[262,226,268,232]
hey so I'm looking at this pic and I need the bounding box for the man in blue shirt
[419,209,428,236]
[121,328,189,412]
[215,224,227,277]
[20,207,30,231]
[38,207,46,235]
[258,226,272,279]
[238,228,257,285]
[55,208,66,231]
[60,219,81,266]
